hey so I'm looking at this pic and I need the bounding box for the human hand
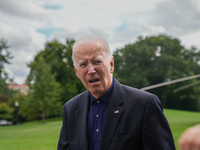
[178,124,200,150]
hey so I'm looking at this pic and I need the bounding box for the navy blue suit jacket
[58,78,175,150]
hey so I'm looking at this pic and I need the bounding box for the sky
[0,0,200,84]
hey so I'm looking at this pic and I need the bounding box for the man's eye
[80,64,86,67]
[94,61,101,64]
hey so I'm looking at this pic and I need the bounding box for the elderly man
[58,37,175,150]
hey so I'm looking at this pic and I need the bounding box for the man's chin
[90,90,101,95]
[89,89,103,98]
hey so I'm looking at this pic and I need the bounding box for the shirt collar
[89,77,114,105]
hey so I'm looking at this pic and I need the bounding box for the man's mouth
[89,79,100,83]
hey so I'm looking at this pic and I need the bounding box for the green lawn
[0,109,200,150]
[0,118,62,150]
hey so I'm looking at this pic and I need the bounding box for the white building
[7,84,29,95]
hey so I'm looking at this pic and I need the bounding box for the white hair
[72,36,113,66]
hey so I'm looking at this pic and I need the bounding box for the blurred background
[0,0,200,149]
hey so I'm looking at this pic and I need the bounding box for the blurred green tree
[0,39,17,122]
[26,56,62,123]
[27,39,85,105]
[0,39,13,94]
[0,103,13,121]
[114,35,200,111]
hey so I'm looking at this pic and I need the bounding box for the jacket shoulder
[114,77,153,98]
[122,84,153,97]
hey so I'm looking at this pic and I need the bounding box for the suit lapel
[100,78,124,150]
[75,92,90,150]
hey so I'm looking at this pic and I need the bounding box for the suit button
[96,129,99,132]
[96,114,99,117]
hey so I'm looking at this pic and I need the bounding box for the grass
[0,109,200,150]
[0,118,62,150]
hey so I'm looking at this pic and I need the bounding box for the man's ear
[110,57,114,73]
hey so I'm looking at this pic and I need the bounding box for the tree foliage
[0,103,13,120]
[27,39,85,104]
[0,39,16,121]
[26,56,62,123]
[0,94,9,103]
[0,39,13,95]
[114,35,200,111]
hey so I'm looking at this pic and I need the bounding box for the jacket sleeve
[142,95,176,150]
[57,106,70,150]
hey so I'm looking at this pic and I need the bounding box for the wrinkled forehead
[74,43,106,60]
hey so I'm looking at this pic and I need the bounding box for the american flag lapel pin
[114,110,119,114]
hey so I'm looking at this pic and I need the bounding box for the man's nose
[88,64,96,74]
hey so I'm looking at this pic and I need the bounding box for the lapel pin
[114,110,119,114]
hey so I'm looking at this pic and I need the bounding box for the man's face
[74,40,114,99]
